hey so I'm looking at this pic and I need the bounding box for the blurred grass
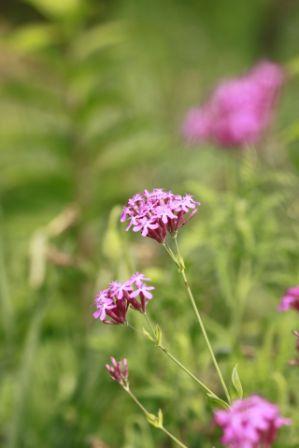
[0,0,299,447]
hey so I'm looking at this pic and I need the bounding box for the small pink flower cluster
[183,61,284,148]
[278,286,299,312]
[93,272,154,324]
[214,395,291,448]
[106,357,128,386]
[121,188,199,243]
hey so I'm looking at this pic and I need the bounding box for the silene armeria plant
[92,188,291,447]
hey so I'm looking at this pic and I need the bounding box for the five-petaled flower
[278,286,299,312]
[93,272,154,324]
[121,188,199,243]
[183,61,284,148]
[214,395,291,448]
[106,357,129,387]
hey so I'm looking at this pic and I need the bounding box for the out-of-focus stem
[124,387,188,448]
[169,235,231,404]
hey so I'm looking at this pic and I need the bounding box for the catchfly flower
[183,61,284,148]
[214,395,291,448]
[121,188,199,243]
[93,273,154,324]
[106,357,129,386]
[278,286,299,312]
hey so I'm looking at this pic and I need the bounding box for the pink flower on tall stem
[121,189,199,243]
[183,61,284,148]
[93,273,154,324]
[278,286,299,312]
[106,357,129,387]
[214,395,291,448]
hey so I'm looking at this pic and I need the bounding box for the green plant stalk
[169,235,231,404]
[159,345,222,399]
[124,386,188,448]
[144,313,223,401]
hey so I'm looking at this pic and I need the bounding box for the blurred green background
[1,0,299,447]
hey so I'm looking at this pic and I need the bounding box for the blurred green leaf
[24,0,82,20]
[206,393,229,409]
[4,24,57,53]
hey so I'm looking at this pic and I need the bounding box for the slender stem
[126,321,138,332]
[125,386,149,415]
[159,345,218,398]
[163,242,180,267]
[160,426,188,448]
[124,387,188,448]
[145,312,155,335]
[143,313,225,403]
[171,235,231,404]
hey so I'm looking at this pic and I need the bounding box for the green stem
[163,242,180,267]
[160,426,188,448]
[145,312,155,335]
[171,235,231,404]
[124,387,188,448]
[125,386,149,415]
[143,313,224,403]
[159,345,219,398]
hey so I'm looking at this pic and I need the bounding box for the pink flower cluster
[183,61,284,148]
[121,188,199,243]
[106,357,129,386]
[214,395,290,448]
[278,286,299,312]
[93,273,154,324]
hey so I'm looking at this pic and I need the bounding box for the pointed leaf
[146,412,163,428]
[207,393,229,409]
[155,324,162,347]
[158,409,163,427]
[231,364,243,399]
[142,327,154,342]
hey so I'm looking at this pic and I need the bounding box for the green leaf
[206,393,229,409]
[158,409,163,427]
[24,0,81,19]
[5,24,57,53]
[142,328,154,342]
[146,410,163,428]
[154,324,162,347]
[231,364,243,399]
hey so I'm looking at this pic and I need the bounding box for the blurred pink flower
[214,395,291,448]
[183,61,284,148]
[93,273,154,324]
[278,286,299,312]
[121,188,199,243]
[106,357,128,386]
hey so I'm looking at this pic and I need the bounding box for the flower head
[214,395,291,448]
[93,272,154,324]
[278,286,299,312]
[121,188,199,243]
[183,61,284,148]
[106,357,128,386]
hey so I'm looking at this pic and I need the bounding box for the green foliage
[0,0,299,447]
